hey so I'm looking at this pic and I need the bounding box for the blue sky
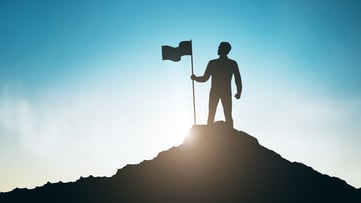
[1,0,361,192]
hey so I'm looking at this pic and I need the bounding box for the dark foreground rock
[1,121,360,203]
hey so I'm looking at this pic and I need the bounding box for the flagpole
[190,40,196,125]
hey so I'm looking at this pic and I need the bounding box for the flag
[162,41,192,62]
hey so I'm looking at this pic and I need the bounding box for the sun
[172,110,193,144]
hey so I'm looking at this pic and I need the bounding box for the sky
[1,0,361,192]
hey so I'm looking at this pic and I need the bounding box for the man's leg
[208,91,219,125]
[221,93,233,128]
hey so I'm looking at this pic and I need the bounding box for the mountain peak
[1,121,360,202]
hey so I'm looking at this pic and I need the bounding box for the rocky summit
[1,121,360,203]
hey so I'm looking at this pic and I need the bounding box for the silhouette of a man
[191,42,242,128]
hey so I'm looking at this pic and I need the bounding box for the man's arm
[191,62,212,82]
[234,62,242,99]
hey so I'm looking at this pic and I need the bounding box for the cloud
[236,86,361,188]
[0,83,193,192]
[1,80,360,191]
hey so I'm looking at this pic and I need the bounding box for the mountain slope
[1,121,360,203]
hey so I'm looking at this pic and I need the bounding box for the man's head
[218,42,232,56]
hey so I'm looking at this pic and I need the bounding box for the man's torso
[208,58,237,94]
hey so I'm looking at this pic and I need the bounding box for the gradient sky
[1,0,361,192]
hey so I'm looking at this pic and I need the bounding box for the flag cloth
[162,41,192,62]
